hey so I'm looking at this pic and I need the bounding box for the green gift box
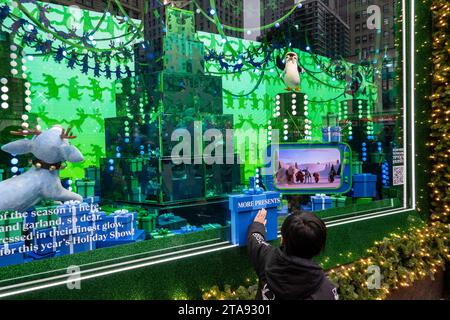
[34,205,59,227]
[128,177,139,189]
[370,152,385,164]
[128,159,143,173]
[352,161,363,175]
[150,229,175,239]
[0,212,24,241]
[85,166,100,182]
[6,215,23,239]
[140,214,157,233]
[201,223,222,230]
[322,113,339,128]
[128,187,143,202]
[331,196,348,208]
[382,187,400,199]
[75,180,95,198]
[356,197,373,204]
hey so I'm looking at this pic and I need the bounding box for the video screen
[275,148,342,190]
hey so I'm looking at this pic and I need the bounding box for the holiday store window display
[0,0,418,302]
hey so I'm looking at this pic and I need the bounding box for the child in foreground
[247,208,339,300]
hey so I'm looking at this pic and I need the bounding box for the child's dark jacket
[247,222,339,300]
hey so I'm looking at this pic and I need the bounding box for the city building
[260,0,351,58]
[346,0,397,112]
[40,0,144,19]
[144,0,244,48]
[347,0,396,61]
[140,0,244,73]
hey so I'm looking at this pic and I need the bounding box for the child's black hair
[280,211,327,259]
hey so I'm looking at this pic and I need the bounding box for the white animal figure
[277,52,305,92]
[0,126,84,212]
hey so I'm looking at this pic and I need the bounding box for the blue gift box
[99,210,138,241]
[60,232,96,256]
[58,201,97,234]
[173,225,204,235]
[26,251,59,261]
[32,227,59,256]
[83,196,100,205]
[353,174,377,198]
[262,175,274,191]
[322,127,342,143]
[310,195,333,211]
[0,241,25,267]
[96,229,145,248]
[90,211,107,233]
[331,127,342,142]
[229,191,281,246]
[157,213,187,230]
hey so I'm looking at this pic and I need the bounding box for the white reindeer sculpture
[0,125,84,211]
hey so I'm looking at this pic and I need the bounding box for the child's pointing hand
[254,208,267,226]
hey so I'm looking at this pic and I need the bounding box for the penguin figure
[276,52,304,92]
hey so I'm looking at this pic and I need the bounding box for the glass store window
[0,0,415,296]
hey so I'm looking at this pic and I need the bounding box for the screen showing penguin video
[275,148,343,190]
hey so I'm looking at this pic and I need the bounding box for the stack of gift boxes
[268,92,312,142]
[322,113,343,143]
[73,166,102,199]
[96,209,145,248]
[85,166,101,195]
[296,174,377,212]
[2,199,148,266]
[28,200,98,258]
[352,173,378,204]
[339,99,375,144]
[101,8,240,206]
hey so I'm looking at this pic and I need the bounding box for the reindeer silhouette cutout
[34,106,62,128]
[38,74,64,100]
[87,78,106,102]
[64,107,89,133]
[0,126,84,211]
[89,108,106,132]
[67,76,83,101]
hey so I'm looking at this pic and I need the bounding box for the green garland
[15,0,144,54]
[203,223,450,300]
[429,0,450,223]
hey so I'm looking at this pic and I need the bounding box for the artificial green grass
[0,228,227,284]
[2,209,423,300]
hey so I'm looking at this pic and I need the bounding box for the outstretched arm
[247,209,275,277]
[52,188,83,203]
